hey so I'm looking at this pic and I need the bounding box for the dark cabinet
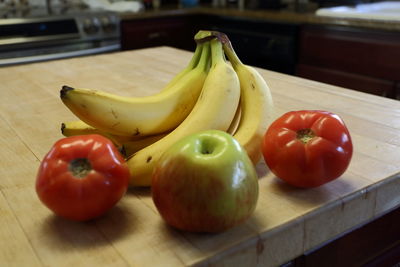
[296,25,400,99]
[121,16,200,51]
[121,15,299,75]
[121,14,400,99]
[290,207,400,267]
[207,15,299,74]
[296,64,396,98]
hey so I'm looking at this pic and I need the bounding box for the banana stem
[210,38,224,65]
[161,42,204,91]
[197,42,211,71]
[194,30,242,69]
[194,30,216,44]
[188,43,203,69]
[220,36,243,70]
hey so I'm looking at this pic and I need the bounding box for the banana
[61,120,137,146]
[127,37,241,186]
[120,133,167,158]
[59,45,203,140]
[226,105,242,135]
[61,120,98,136]
[221,32,274,164]
[60,42,211,137]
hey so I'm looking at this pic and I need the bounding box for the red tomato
[262,110,353,188]
[36,134,130,221]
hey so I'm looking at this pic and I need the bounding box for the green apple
[151,129,259,233]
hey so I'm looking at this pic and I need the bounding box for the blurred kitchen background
[1,0,399,99]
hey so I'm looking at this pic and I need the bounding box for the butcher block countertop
[1,47,400,267]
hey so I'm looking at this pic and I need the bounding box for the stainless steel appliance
[0,3,121,66]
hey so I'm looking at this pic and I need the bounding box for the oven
[0,5,121,66]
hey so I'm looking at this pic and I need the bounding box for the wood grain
[0,47,399,267]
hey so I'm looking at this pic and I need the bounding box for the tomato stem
[297,129,315,144]
[69,158,92,178]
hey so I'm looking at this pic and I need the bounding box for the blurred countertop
[118,5,400,32]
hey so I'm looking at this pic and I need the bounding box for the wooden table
[1,47,399,267]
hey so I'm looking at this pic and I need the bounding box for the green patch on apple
[151,130,259,233]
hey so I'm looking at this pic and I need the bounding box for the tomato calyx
[69,158,92,178]
[296,129,315,144]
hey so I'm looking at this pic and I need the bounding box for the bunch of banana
[60,38,211,137]
[59,30,274,187]
[60,41,206,143]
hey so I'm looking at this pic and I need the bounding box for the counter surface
[1,47,400,267]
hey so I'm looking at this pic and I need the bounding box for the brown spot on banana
[133,128,140,136]
[146,156,152,163]
[111,109,118,119]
